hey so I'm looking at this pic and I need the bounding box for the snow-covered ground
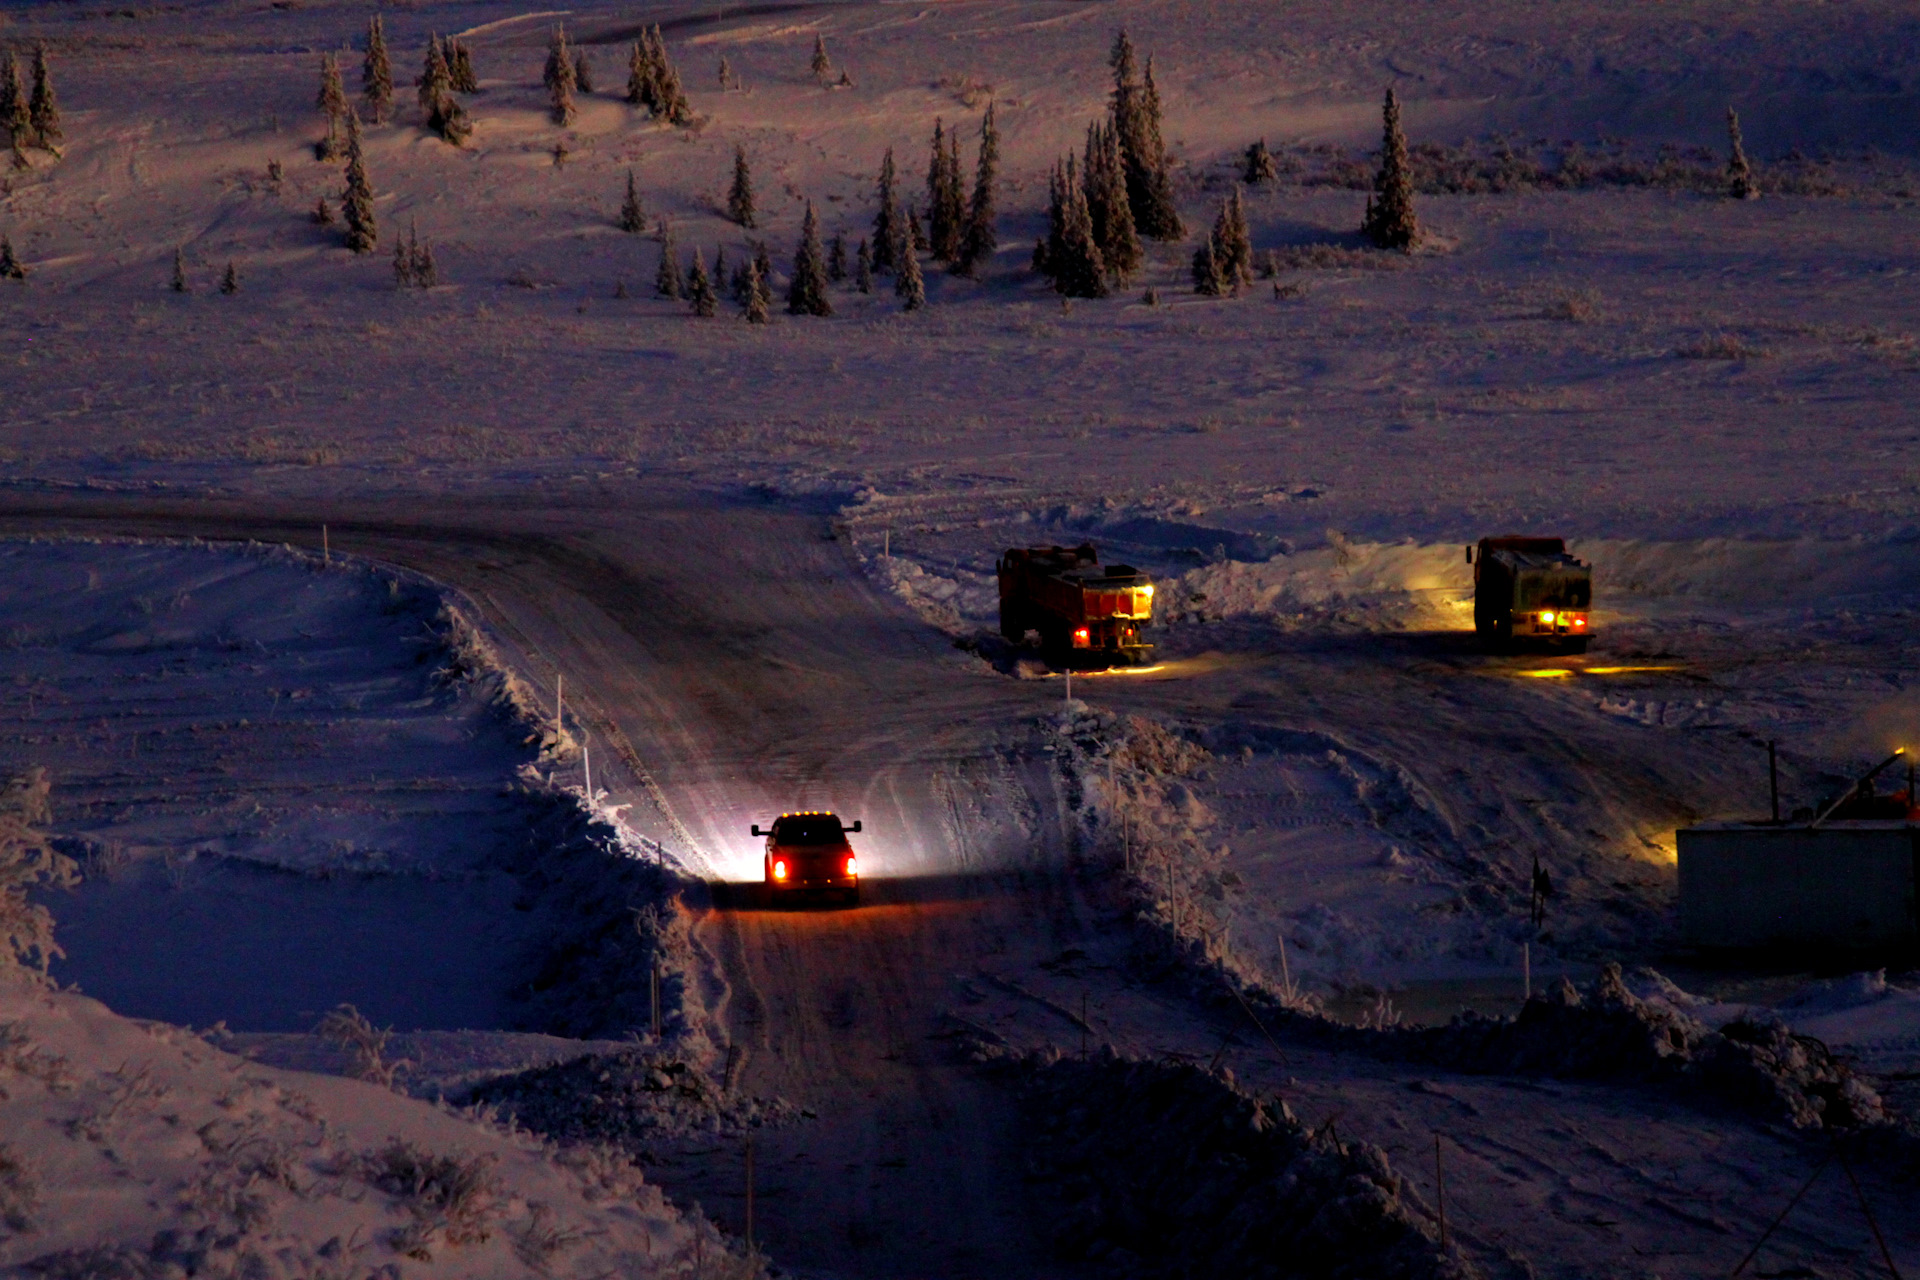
[4,0,1920,1273]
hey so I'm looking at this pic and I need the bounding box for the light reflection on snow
[1513,664,1684,679]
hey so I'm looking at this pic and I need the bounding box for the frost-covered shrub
[1,768,75,984]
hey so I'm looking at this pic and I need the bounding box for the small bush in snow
[0,769,75,983]
[314,1003,411,1089]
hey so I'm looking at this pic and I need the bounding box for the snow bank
[4,538,701,1047]
[0,987,755,1279]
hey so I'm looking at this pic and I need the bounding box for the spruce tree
[688,250,717,316]
[413,238,436,286]
[341,112,377,253]
[362,15,393,123]
[744,258,771,323]
[28,46,59,149]
[627,41,654,108]
[1212,187,1252,289]
[545,27,577,125]
[713,244,729,296]
[418,38,469,143]
[1084,121,1139,280]
[418,38,447,113]
[171,247,187,293]
[753,240,774,293]
[907,203,928,255]
[0,235,22,279]
[955,102,998,276]
[810,33,831,83]
[926,119,952,259]
[311,195,334,225]
[1052,157,1107,298]
[655,224,683,298]
[1244,137,1278,184]
[316,54,348,155]
[1191,235,1222,295]
[896,240,925,310]
[855,238,873,293]
[1360,87,1420,250]
[1037,160,1066,281]
[871,148,900,273]
[0,54,23,153]
[928,122,967,263]
[447,40,478,93]
[574,51,594,95]
[1133,56,1181,238]
[650,29,692,125]
[728,146,756,228]
[717,56,734,90]
[220,261,239,294]
[730,257,750,304]
[827,231,846,281]
[1726,106,1759,200]
[618,170,645,232]
[788,201,833,316]
[391,218,433,287]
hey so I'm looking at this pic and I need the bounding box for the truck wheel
[1490,618,1513,653]
[1565,637,1590,655]
[1000,607,1026,643]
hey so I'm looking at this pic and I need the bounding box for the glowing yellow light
[773,860,788,880]
[1141,585,1154,597]
[1583,665,1682,675]
[845,856,857,876]
[1540,611,1556,624]
[1518,668,1574,678]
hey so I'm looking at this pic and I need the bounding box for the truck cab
[1468,536,1591,652]
[753,811,861,905]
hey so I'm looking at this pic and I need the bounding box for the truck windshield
[1515,572,1591,610]
[773,817,845,845]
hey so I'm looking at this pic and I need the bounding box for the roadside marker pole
[1435,1135,1448,1251]
[555,673,563,730]
[650,960,662,1040]
[583,736,592,803]
[322,525,329,564]
[1523,942,1531,1001]
[745,1136,756,1253]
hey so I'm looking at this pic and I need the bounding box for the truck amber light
[773,860,787,880]
[1573,616,1587,628]
[1540,611,1556,624]
[845,856,857,876]
[1073,627,1090,646]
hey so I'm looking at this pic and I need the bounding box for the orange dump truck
[997,544,1154,667]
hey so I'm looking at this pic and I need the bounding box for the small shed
[1677,821,1920,952]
